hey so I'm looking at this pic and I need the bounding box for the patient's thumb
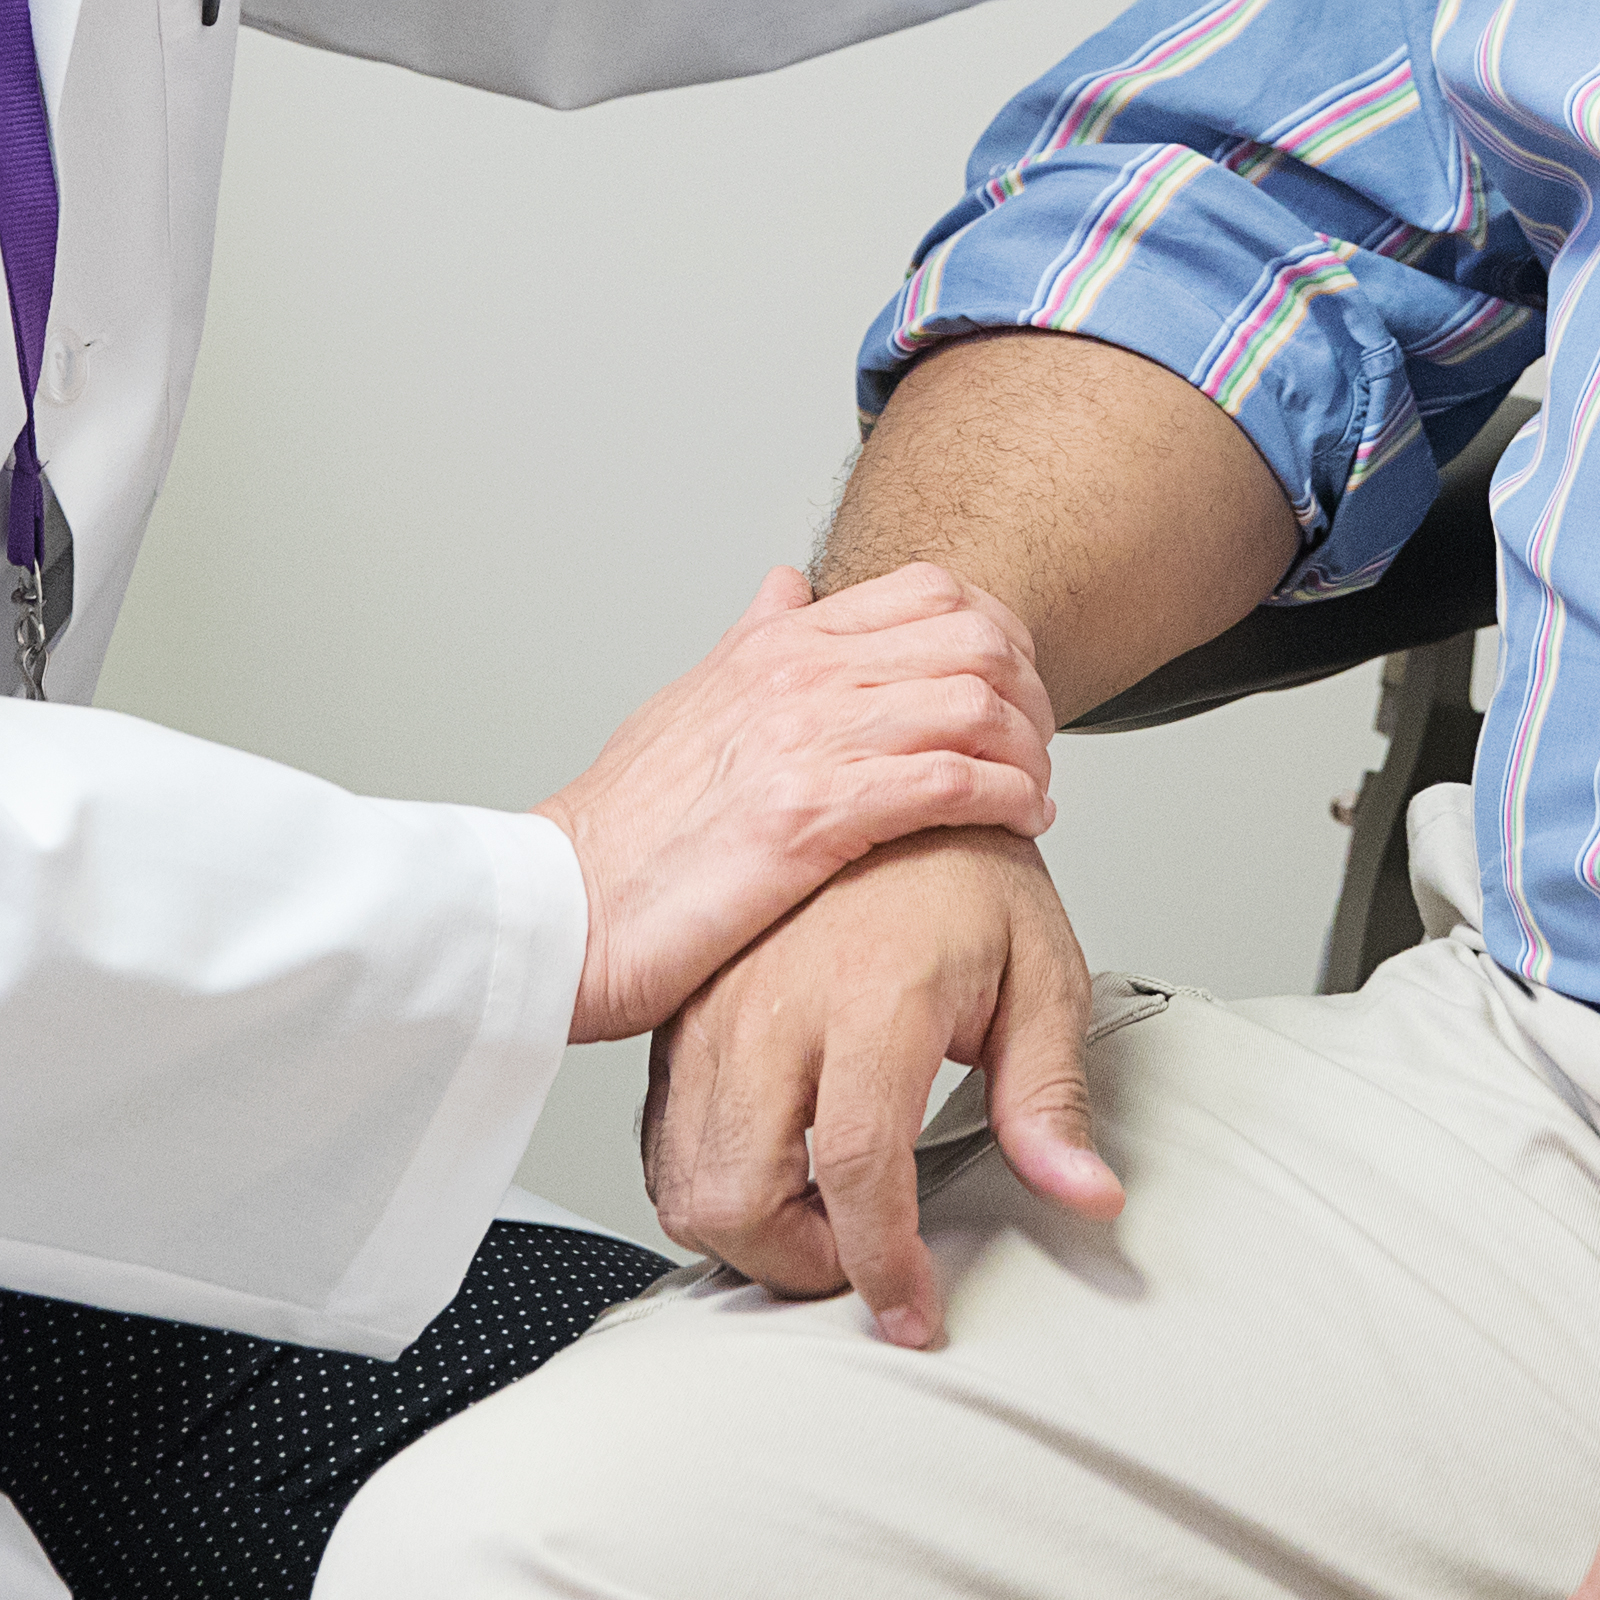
[744,565,814,620]
[984,970,1124,1223]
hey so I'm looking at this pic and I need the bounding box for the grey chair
[1064,392,1538,993]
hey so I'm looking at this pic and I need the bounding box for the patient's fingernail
[1060,1149,1126,1218]
[878,1305,934,1349]
[1064,1149,1112,1182]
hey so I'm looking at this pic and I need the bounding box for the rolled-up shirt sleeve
[856,0,1546,606]
[0,700,586,1359]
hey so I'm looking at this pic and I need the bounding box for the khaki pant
[315,787,1600,1599]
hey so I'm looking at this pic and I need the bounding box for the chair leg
[1320,631,1482,994]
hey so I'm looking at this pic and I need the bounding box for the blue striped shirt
[858,0,1600,1002]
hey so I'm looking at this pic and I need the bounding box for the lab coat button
[43,327,89,404]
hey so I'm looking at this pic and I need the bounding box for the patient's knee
[311,1284,888,1600]
[311,1406,527,1599]
[312,1307,749,1599]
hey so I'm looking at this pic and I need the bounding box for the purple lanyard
[0,4,215,697]
[0,0,57,698]
[0,0,56,573]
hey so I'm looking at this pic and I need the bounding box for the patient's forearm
[814,332,1299,725]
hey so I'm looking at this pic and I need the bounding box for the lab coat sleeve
[237,0,989,109]
[0,699,587,1360]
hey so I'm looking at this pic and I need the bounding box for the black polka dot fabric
[0,1222,672,1599]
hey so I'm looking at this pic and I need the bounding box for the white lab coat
[0,0,983,1588]
[0,0,986,1353]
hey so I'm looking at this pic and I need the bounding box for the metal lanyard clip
[12,560,46,699]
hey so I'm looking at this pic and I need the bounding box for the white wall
[94,0,1398,1258]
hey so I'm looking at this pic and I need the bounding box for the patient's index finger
[811,1003,947,1349]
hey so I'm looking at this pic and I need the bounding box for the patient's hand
[639,331,1297,1348]
[641,826,1123,1349]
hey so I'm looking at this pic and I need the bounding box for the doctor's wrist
[529,791,618,1045]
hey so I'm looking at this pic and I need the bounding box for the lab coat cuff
[452,806,589,1062]
[314,807,588,1357]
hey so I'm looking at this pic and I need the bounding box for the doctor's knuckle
[964,614,1013,671]
[892,560,964,613]
[921,750,977,808]
[950,673,1003,728]
[925,605,975,649]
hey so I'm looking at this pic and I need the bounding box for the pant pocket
[914,972,1209,1202]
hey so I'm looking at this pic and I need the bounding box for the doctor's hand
[534,563,1057,1045]
[640,825,1125,1349]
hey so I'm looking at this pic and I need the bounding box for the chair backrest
[1320,632,1482,991]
